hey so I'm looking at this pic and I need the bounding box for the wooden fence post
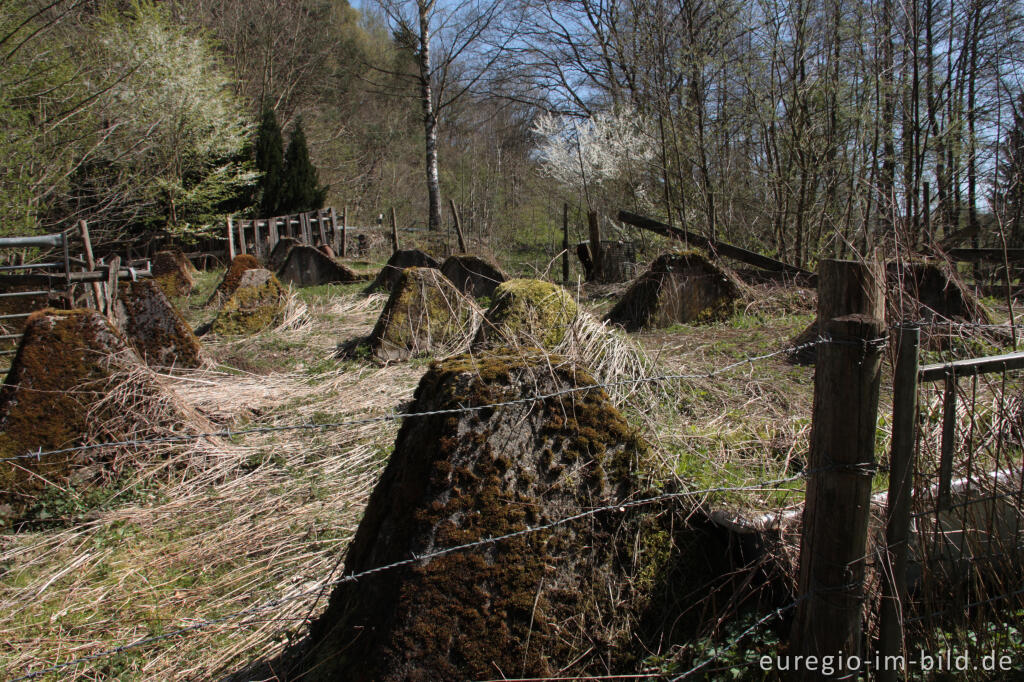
[587,211,602,281]
[105,255,120,322]
[318,208,328,246]
[227,216,236,261]
[78,220,103,312]
[878,324,921,682]
[562,203,570,285]
[330,207,340,254]
[237,219,247,255]
[270,217,279,251]
[791,259,885,677]
[341,206,348,258]
[390,208,399,254]
[450,198,467,254]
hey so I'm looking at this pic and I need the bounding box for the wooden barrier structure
[227,208,341,261]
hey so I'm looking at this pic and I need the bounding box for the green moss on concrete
[297,349,658,681]
[206,254,260,307]
[364,267,478,362]
[477,278,578,349]
[151,250,195,299]
[210,270,285,335]
[0,310,133,520]
[116,280,203,368]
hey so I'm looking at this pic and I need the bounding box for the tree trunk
[418,0,443,232]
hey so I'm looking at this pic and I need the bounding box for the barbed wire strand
[7,474,805,681]
[0,335,844,466]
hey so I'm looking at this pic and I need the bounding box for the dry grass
[12,274,994,679]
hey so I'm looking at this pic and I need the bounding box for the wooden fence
[228,208,346,261]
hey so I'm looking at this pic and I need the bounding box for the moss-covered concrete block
[151,249,196,298]
[292,350,657,681]
[0,310,142,519]
[357,267,480,362]
[606,252,741,331]
[210,269,286,335]
[475,278,578,349]
[114,279,203,368]
[206,254,261,307]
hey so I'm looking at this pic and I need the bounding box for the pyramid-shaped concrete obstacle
[206,254,261,307]
[441,254,507,299]
[268,236,300,271]
[474,278,578,350]
[292,350,658,681]
[606,251,741,331]
[364,249,440,294]
[788,259,995,364]
[0,310,191,521]
[360,267,480,362]
[277,245,359,287]
[151,249,196,298]
[113,279,203,368]
[210,268,286,335]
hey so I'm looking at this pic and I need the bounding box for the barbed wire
[0,335,838,466]
[7,474,805,681]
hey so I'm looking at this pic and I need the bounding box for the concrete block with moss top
[151,249,196,298]
[288,349,673,681]
[206,254,261,307]
[440,254,508,299]
[0,309,186,522]
[364,249,440,294]
[276,245,360,287]
[209,268,286,336]
[352,267,480,362]
[474,278,579,349]
[606,251,742,331]
[113,279,203,368]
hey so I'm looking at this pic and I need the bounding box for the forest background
[3,0,1024,269]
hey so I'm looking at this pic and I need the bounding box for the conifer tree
[254,105,285,216]
[280,118,327,214]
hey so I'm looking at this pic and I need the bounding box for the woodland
[3,0,1024,266]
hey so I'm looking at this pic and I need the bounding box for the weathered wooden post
[318,208,328,245]
[330,207,340,254]
[78,220,103,312]
[791,259,885,678]
[105,255,121,322]
[237,219,247,255]
[562,203,570,285]
[877,324,920,682]
[227,216,236,261]
[390,208,400,254]
[587,211,602,281]
[341,206,348,258]
[450,198,467,254]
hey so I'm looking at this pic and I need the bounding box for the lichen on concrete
[0,310,156,521]
[475,278,579,349]
[210,268,286,335]
[113,279,203,368]
[356,267,480,362]
[289,349,669,681]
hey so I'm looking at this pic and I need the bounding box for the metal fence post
[878,324,920,681]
